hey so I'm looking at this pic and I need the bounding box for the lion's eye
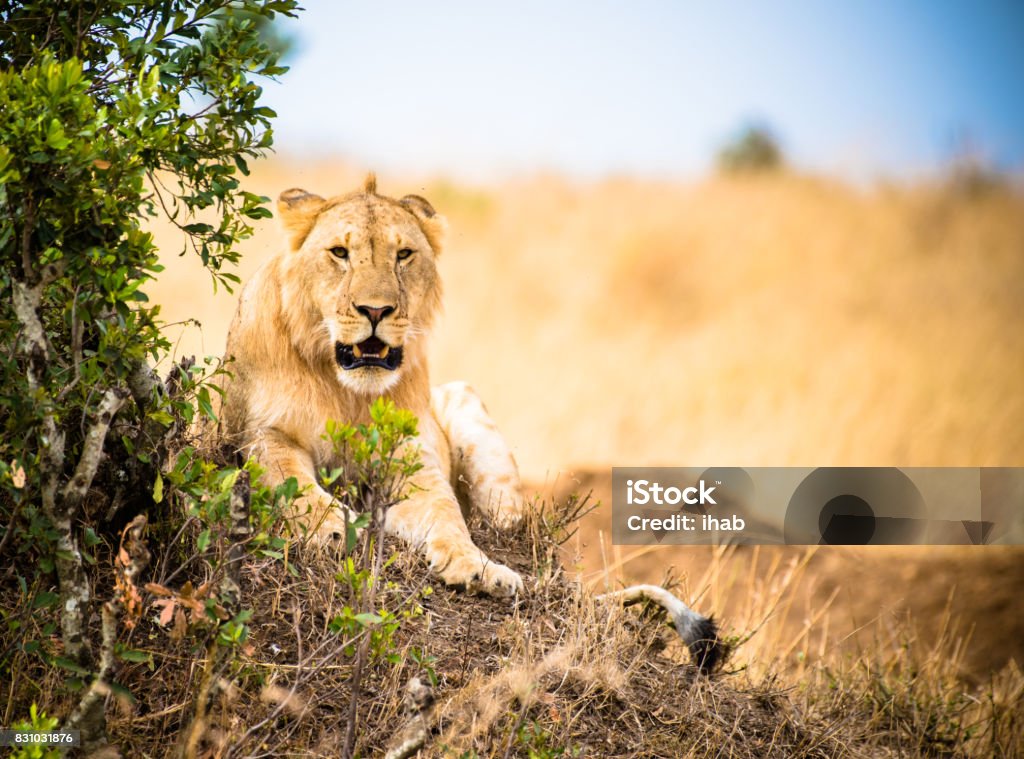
[397,248,414,261]
[329,246,349,260]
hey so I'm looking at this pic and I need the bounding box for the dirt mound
[100,505,754,757]
[60,499,1017,756]
[5,486,1020,757]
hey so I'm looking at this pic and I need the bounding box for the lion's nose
[355,304,396,328]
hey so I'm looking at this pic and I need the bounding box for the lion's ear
[278,188,326,249]
[400,194,435,219]
[400,194,447,254]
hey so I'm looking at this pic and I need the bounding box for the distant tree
[717,123,785,174]
[943,131,1007,199]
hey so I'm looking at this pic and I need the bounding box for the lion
[214,174,525,597]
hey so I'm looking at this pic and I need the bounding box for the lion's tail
[598,584,725,674]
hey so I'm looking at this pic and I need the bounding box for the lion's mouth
[335,337,403,371]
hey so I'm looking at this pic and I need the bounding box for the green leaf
[32,591,59,609]
[220,468,240,492]
[52,656,91,676]
[197,387,216,421]
[45,118,70,149]
[148,410,174,427]
[115,647,153,664]
[108,681,137,705]
[197,529,211,552]
[152,471,164,504]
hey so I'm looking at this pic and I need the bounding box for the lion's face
[276,176,444,396]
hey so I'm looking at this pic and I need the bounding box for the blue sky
[263,1,1024,180]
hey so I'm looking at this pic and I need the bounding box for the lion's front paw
[481,561,525,597]
[305,509,363,551]
[437,550,524,598]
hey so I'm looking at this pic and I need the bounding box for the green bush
[0,0,297,747]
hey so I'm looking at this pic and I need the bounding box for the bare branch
[70,285,83,383]
[63,387,130,515]
[42,386,126,669]
[19,195,36,284]
[127,358,162,413]
[11,280,49,387]
[10,276,83,664]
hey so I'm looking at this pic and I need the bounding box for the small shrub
[718,123,785,174]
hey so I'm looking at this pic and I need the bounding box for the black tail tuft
[687,616,726,674]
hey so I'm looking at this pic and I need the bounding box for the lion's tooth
[353,344,362,358]
[380,345,390,359]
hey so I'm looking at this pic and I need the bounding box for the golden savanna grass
[151,162,1024,477]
